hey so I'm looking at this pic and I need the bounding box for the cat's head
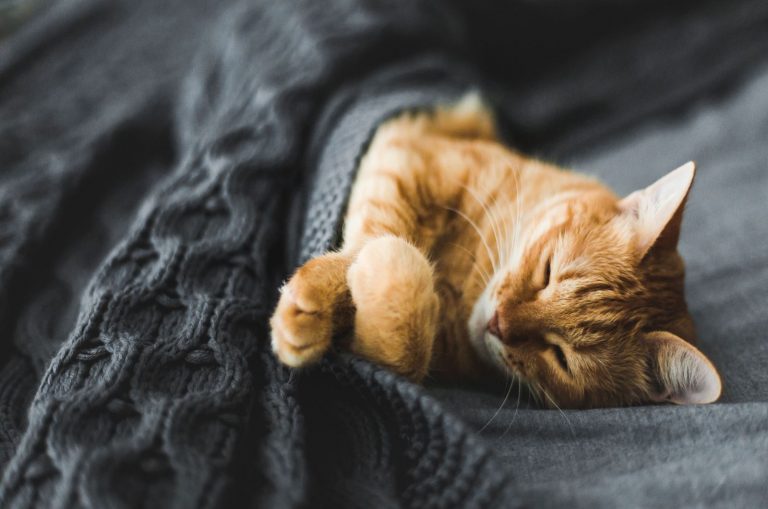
[468,162,721,408]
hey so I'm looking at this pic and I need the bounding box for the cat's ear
[645,331,721,405]
[619,162,695,259]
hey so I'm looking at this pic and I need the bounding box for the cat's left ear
[645,331,721,405]
[619,161,696,259]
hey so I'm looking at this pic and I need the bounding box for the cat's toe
[269,278,333,367]
[271,324,330,367]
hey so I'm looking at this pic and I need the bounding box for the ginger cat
[270,95,721,409]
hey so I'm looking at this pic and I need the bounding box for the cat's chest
[428,245,490,377]
[431,246,484,334]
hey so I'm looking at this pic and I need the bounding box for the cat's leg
[346,235,439,381]
[270,252,354,367]
[272,101,491,377]
[270,238,439,381]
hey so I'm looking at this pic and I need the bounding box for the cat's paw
[347,236,439,381]
[270,254,351,368]
[270,275,334,368]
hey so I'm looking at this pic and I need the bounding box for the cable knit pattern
[0,1,518,507]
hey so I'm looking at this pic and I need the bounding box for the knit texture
[0,1,516,507]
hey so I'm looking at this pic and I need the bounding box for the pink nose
[487,312,501,338]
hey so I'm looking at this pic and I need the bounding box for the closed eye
[543,258,552,287]
[551,343,569,373]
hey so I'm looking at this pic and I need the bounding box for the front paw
[269,272,334,368]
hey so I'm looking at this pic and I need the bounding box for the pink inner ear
[665,360,721,405]
[647,331,721,405]
[619,162,695,258]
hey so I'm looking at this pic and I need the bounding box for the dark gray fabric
[0,0,766,507]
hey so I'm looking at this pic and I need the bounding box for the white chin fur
[468,287,505,372]
[483,333,511,377]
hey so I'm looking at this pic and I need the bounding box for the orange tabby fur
[270,95,721,409]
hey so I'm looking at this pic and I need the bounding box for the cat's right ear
[618,162,696,260]
[645,331,721,405]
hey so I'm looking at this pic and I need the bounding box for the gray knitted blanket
[0,0,767,507]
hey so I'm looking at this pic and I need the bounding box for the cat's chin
[468,291,508,377]
[482,331,514,378]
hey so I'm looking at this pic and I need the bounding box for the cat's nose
[487,312,502,339]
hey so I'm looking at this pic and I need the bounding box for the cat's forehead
[529,191,615,233]
[553,225,634,274]
[527,198,624,256]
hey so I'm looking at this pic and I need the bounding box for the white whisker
[541,386,575,437]
[478,377,513,434]
[499,377,522,440]
[460,182,504,267]
[448,242,491,286]
[443,205,497,272]
[481,163,524,269]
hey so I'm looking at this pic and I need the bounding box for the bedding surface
[0,0,766,507]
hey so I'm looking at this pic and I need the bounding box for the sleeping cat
[269,95,721,409]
